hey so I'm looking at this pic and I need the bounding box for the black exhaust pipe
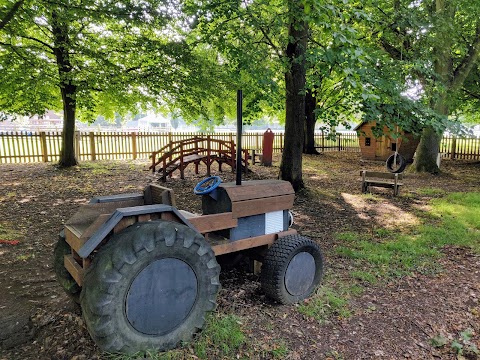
[236,90,243,186]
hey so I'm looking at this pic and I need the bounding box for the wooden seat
[64,198,144,249]
[360,170,404,196]
[65,185,177,254]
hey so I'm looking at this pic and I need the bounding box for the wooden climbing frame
[150,136,252,181]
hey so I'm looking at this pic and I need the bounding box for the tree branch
[0,40,54,54]
[257,24,283,58]
[463,88,480,100]
[0,0,24,31]
[19,35,54,51]
[451,23,480,92]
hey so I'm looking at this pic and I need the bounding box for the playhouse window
[365,137,371,146]
[392,143,397,151]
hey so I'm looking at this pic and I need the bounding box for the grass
[0,222,21,241]
[193,314,246,359]
[416,187,447,196]
[301,192,480,323]
[104,314,247,360]
[81,161,117,175]
[298,283,358,321]
[270,340,289,359]
[302,157,330,176]
[335,192,480,278]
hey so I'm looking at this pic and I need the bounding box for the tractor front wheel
[260,235,324,304]
[80,220,221,354]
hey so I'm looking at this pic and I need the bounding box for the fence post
[74,131,81,160]
[206,135,211,176]
[451,137,456,160]
[40,131,48,162]
[131,132,137,160]
[89,132,96,161]
[321,130,325,151]
[337,134,341,151]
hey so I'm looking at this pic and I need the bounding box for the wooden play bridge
[150,136,255,181]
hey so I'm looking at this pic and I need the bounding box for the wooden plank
[64,225,85,253]
[161,212,181,222]
[365,182,403,189]
[64,254,84,286]
[231,194,295,219]
[360,171,403,180]
[365,180,404,186]
[145,184,176,206]
[221,180,294,202]
[66,200,144,229]
[80,214,111,240]
[212,229,297,256]
[138,214,151,222]
[91,193,144,203]
[187,212,238,233]
[114,216,136,233]
[178,210,197,219]
[82,257,91,270]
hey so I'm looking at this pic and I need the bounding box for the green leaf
[430,335,448,348]
[451,340,464,354]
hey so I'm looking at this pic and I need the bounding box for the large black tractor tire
[80,220,221,354]
[261,235,324,305]
[386,153,407,173]
[53,230,81,303]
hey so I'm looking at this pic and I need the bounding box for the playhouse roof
[353,121,366,131]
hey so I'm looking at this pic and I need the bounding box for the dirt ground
[0,153,479,360]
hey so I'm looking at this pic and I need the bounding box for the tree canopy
[1,0,479,179]
[0,0,233,165]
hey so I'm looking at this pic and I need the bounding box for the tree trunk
[304,90,319,154]
[59,84,78,167]
[413,0,451,173]
[279,1,308,191]
[52,11,78,167]
[412,126,442,173]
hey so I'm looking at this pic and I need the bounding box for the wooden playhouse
[355,121,420,162]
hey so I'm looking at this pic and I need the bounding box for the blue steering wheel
[194,176,222,195]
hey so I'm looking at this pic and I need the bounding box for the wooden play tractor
[54,178,324,354]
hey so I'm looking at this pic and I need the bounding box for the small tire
[53,230,81,303]
[80,220,221,354]
[386,153,406,173]
[260,235,324,305]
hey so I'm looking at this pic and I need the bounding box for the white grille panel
[265,210,284,234]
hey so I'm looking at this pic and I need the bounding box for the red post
[262,128,274,166]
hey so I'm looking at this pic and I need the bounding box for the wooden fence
[0,130,478,164]
[440,136,480,160]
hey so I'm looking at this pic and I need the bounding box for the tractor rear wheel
[53,230,81,303]
[80,220,221,354]
[261,235,324,304]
